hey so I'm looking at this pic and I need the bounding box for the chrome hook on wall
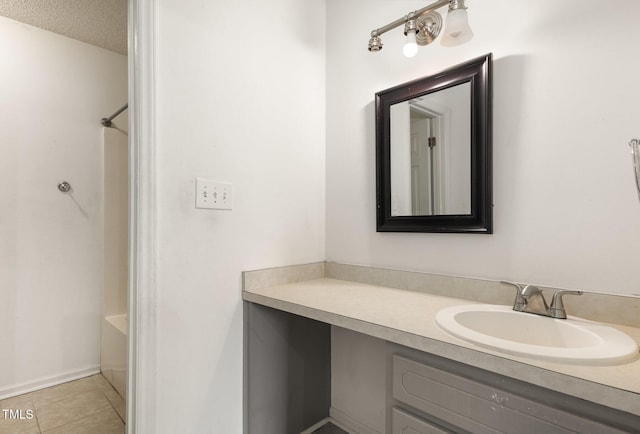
[629,139,640,203]
[57,181,72,193]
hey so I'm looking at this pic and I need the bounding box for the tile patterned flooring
[0,374,125,434]
[1,375,348,434]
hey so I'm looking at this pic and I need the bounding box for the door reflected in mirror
[390,82,471,216]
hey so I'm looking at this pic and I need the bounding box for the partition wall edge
[127,0,157,433]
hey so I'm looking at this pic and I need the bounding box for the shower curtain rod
[101,103,128,127]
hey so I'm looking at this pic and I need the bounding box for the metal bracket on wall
[57,181,71,193]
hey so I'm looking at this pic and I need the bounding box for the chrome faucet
[500,281,583,319]
[549,290,584,319]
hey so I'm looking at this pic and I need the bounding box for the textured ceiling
[0,0,127,55]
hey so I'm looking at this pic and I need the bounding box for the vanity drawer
[392,355,628,434]
[392,408,450,434]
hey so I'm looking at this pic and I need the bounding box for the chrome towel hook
[58,181,71,193]
[630,139,640,203]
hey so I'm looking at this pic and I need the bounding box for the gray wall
[244,303,331,434]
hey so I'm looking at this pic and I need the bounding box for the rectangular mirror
[376,54,492,233]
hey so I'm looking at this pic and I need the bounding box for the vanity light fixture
[403,16,419,58]
[368,0,473,57]
[442,0,474,46]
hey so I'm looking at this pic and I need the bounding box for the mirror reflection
[390,83,471,216]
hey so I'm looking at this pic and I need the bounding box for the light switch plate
[195,178,232,210]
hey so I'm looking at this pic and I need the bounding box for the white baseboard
[0,365,101,400]
[330,407,383,434]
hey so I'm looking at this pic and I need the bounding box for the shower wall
[102,127,129,319]
[0,15,127,398]
[101,127,128,398]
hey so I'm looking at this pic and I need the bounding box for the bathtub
[101,314,127,399]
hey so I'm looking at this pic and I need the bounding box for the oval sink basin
[435,305,639,365]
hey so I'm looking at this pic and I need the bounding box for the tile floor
[0,374,125,434]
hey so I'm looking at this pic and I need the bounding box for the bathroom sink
[435,304,639,365]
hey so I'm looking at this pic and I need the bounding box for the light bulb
[403,31,418,58]
[442,8,473,46]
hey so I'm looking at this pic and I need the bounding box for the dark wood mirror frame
[375,53,493,233]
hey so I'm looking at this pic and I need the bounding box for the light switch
[195,178,232,210]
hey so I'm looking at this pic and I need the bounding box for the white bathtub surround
[102,127,129,319]
[0,15,127,399]
[242,262,640,418]
[101,314,127,400]
[101,127,129,399]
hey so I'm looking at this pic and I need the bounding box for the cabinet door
[392,408,451,434]
[392,355,630,434]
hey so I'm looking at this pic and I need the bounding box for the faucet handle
[550,290,583,319]
[500,281,527,311]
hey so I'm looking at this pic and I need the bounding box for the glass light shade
[403,31,418,58]
[441,8,473,47]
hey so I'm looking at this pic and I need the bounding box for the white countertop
[243,277,640,417]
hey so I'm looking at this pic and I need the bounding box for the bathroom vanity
[242,262,640,434]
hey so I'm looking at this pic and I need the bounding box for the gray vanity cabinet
[245,303,640,434]
[392,407,450,434]
[390,352,636,434]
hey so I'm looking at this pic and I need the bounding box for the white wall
[0,16,128,396]
[326,0,640,295]
[328,2,640,431]
[152,0,326,432]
